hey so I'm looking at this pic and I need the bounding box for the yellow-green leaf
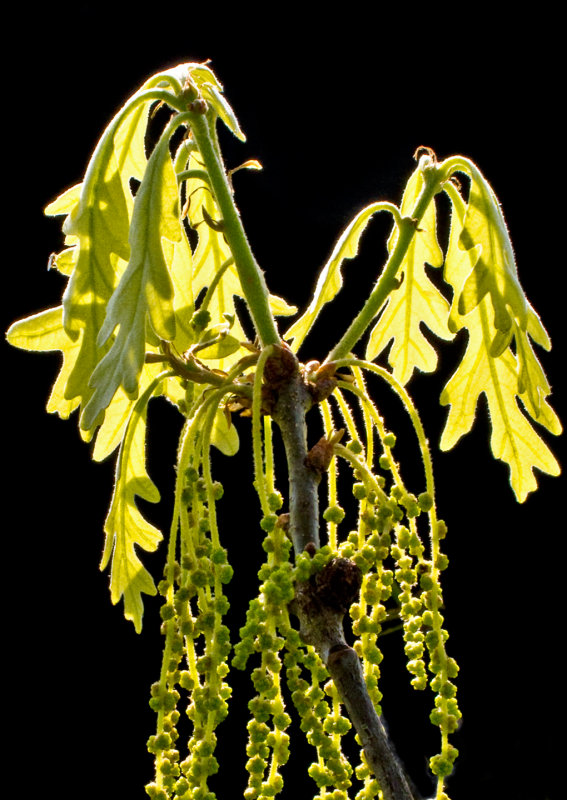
[210,407,239,456]
[6,306,81,421]
[269,293,297,317]
[48,89,154,434]
[366,167,453,384]
[49,247,78,277]
[45,183,82,216]
[83,126,181,430]
[197,334,242,361]
[441,183,561,501]
[284,201,397,353]
[101,380,164,632]
[453,159,528,349]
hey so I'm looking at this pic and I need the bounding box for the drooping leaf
[45,183,82,216]
[452,158,529,352]
[284,202,397,352]
[91,372,165,463]
[101,379,165,632]
[82,125,182,430]
[6,306,81,420]
[45,89,154,433]
[366,166,453,384]
[5,306,165,459]
[440,183,561,501]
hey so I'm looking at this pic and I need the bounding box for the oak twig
[271,349,419,800]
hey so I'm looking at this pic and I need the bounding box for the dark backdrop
[4,6,564,800]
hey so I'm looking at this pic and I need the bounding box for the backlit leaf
[366,167,453,384]
[6,306,81,420]
[83,126,181,430]
[47,88,153,433]
[440,184,561,501]
[45,183,82,216]
[101,379,165,632]
[190,63,246,141]
[197,334,242,360]
[452,159,528,351]
[285,202,396,352]
[210,407,239,456]
[268,293,297,317]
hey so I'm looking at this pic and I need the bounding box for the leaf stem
[325,160,444,362]
[187,110,281,347]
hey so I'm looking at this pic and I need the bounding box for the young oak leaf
[6,306,81,421]
[193,64,246,141]
[366,166,453,384]
[100,379,164,633]
[451,158,529,353]
[284,201,399,353]
[46,94,153,432]
[441,184,561,501]
[5,303,164,462]
[82,127,182,431]
[210,406,239,456]
[90,238,192,462]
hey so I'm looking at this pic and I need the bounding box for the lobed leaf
[6,306,81,420]
[440,183,561,501]
[366,166,453,384]
[44,89,154,434]
[6,305,166,459]
[101,379,166,632]
[450,158,529,353]
[82,125,181,431]
[284,202,398,353]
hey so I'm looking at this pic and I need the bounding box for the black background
[3,5,565,800]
